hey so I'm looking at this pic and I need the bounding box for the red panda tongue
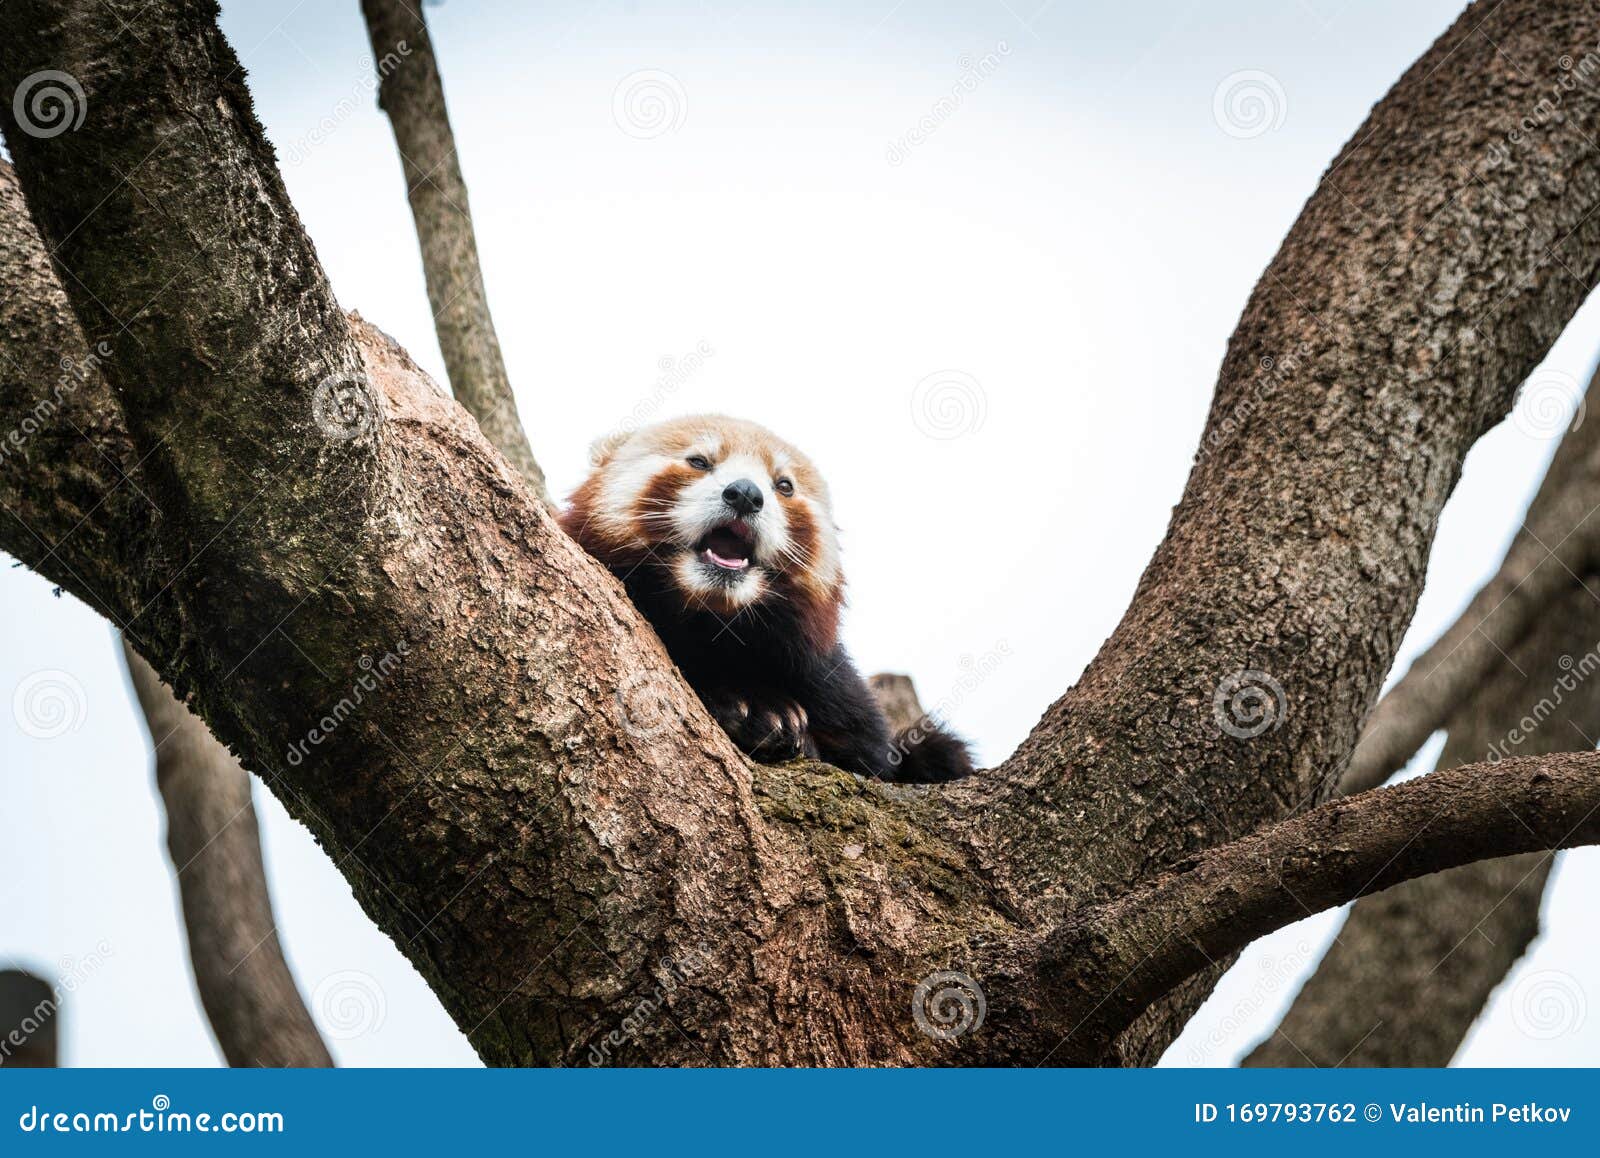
[701,526,752,570]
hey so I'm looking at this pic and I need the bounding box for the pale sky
[3,0,1596,1066]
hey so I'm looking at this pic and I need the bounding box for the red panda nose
[721,479,764,516]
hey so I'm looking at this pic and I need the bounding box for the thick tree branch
[360,0,549,505]
[2,0,1600,1066]
[122,643,333,1068]
[1043,752,1600,1059]
[1251,415,1600,1065]
[0,160,329,1067]
[948,0,1600,1062]
[0,162,147,626]
[1341,361,1600,795]
[0,2,1022,1066]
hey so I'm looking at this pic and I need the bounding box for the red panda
[561,414,973,783]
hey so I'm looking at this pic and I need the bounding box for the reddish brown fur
[631,466,695,546]
[772,502,839,652]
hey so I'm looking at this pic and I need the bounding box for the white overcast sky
[4,0,1598,1066]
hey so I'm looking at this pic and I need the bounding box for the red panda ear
[587,429,632,466]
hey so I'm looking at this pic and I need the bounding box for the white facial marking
[587,418,844,602]
[667,451,792,573]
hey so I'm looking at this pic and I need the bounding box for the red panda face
[561,415,844,646]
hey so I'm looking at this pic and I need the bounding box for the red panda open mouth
[697,520,754,571]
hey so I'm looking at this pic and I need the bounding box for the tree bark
[1249,394,1600,1065]
[948,0,1600,1063]
[1044,751,1600,1056]
[1342,362,1600,795]
[2,0,1600,1066]
[0,130,329,1068]
[868,674,926,734]
[122,642,333,1067]
[359,0,549,505]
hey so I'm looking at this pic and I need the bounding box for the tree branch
[0,161,146,628]
[122,642,333,1068]
[1250,409,1600,1065]
[1042,752,1600,1059]
[1341,360,1600,795]
[3,0,1600,1066]
[868,673,925,734]
[0,158,329,1068]
[0,2,1004,1066]
[360,0,549,505]
[950,0,1600,1061]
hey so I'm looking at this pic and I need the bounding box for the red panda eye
[686,455,712,471]
[775,478,794,497]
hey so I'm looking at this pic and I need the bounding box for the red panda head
[560,415,844,651]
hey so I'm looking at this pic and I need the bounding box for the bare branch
[122,642,332,1068]
[1341,361,1600,795]
[0,162,144,627]
[868,673,925,734]
[1043,752,1600,1058]
[0,4,949,1068]
[360,0,549,505]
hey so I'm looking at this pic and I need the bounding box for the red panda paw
[706,688,818,763]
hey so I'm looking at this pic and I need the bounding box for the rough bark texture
[1343,363,1600,795]
[2,0,1600,1066]
[359,0,549,505]
[0,161,146,627]
[1249,393,1600,1066]
[123,642,333,1068]
[0,156,327,1068]
[0,972,56,1067]
[1045,751,1600,1055]
[947,0,1600,1063]
[1250,577,1600,1066]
